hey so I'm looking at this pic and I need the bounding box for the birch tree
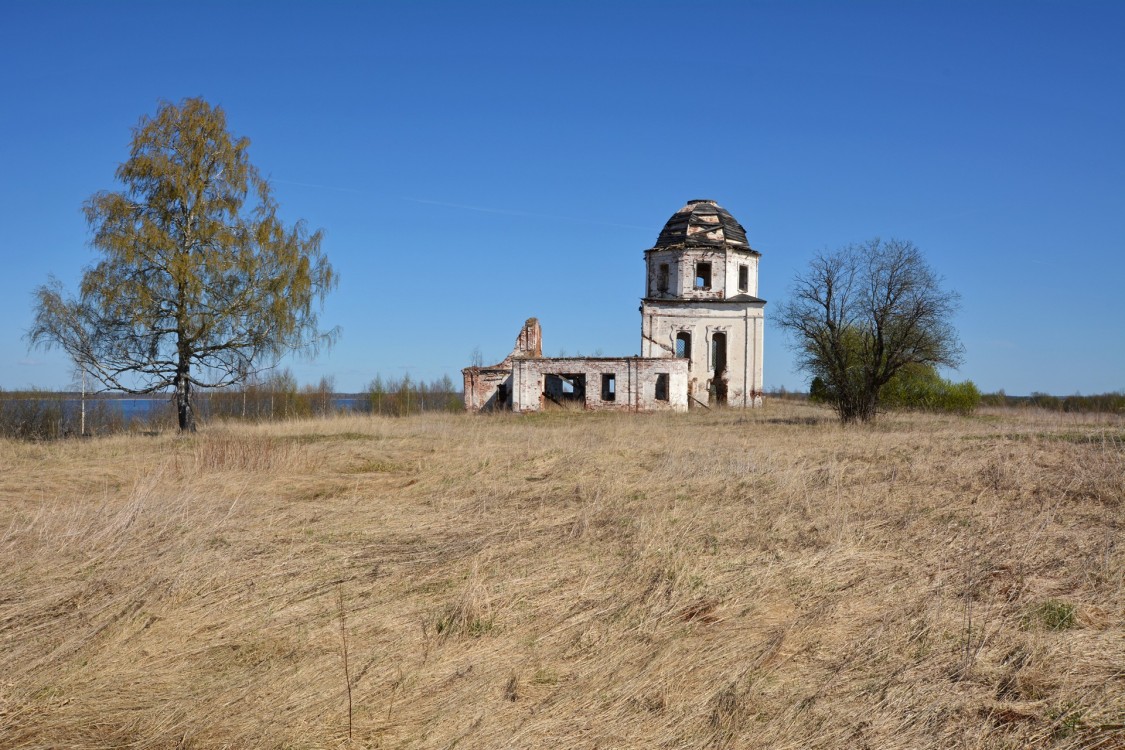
[30,98,336,431]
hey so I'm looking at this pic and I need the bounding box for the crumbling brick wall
[512,357,688,413]
[462,318,541,412]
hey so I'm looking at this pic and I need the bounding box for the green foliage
[944,381,982,414]
[878,364,981,414]
[808,376,832,404]
[29,98,336,432]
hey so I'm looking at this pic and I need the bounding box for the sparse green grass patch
[1025,600,1079,631]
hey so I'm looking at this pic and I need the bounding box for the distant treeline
[0,390,129,440]
[204,371,462,419]
[768,382,1124,415]
[980,391,1125,413]
[365,373,462,416]
[0,371,465,440]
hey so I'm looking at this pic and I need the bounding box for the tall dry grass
[0,404,1121,749]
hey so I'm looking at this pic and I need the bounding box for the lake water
[117,396,370,420]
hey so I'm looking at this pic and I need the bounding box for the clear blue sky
[2,0,1122,396]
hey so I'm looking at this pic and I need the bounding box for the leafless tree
[777,238,963,423]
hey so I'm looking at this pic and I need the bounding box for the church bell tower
[639,199,765,406]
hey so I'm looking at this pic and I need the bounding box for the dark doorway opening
[710,332,728,406]
[655,373,669,401]
[711,332,727,374]
[544,373,587,407]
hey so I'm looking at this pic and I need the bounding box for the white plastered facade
[639,218,765,407]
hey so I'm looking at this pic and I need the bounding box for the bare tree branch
[777,238,962,424]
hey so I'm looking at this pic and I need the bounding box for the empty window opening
[738,264,749,293]
[694,262,712,290]
[657,263,669,293]
[675,331,692,360]
[601,373,616,402]
[544,373,586,405]
[655,373,669,401]
[711,332,728,374]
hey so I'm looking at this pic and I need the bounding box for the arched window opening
[675,331,691,361]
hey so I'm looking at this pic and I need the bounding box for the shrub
[879,364,980,415]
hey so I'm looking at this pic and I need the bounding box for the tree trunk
[174,359,196,432]
[857,392,878,423]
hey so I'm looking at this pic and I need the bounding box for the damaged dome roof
[653,199,751,249]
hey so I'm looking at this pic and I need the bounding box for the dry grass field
[0,403,1121,749]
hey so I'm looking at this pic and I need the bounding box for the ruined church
[463,199,764,412]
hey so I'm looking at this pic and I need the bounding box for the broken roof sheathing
[652,199,755,251]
